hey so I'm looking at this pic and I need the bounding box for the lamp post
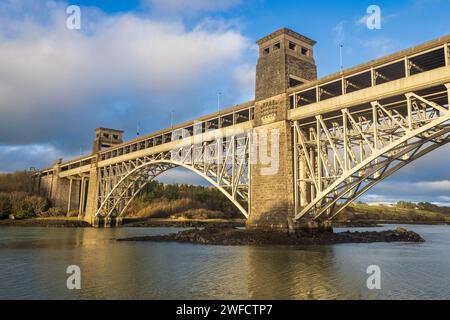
[217,92,222,113]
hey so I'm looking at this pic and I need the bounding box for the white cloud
[415,180,450,191]
[359,194,398,205]
[332,21,345,46]
[0,144,76,172]
[363,37,395,57]
[232,63,256,102]
[156,167,209,185]
[0,0,253,169]
[356,8,398,27]
[360,178,450,204]
[356,14,370,26]
[374,180,450,193]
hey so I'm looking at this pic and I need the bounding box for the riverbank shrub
[0,193,12,219]
[39,207,64,217]
[0,192,52,219]
[0,171,65,219]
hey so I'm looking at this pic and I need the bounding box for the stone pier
[247,28,318,231]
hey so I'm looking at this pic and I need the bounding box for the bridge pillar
[247,97,296,230]
[83,155,99,225]
[247,28,318,231]
[66,178,81,216]
[39,159,73,213]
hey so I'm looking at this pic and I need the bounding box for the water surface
[0,225,449,299]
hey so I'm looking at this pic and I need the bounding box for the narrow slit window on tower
[263,47,270,55]
[301,47,309,56]
[288,41,297,50]
[273,42,281,50]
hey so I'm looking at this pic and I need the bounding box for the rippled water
[0,224,450,299]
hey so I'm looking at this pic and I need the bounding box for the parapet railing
[47,103,254,174]
[289,36,450,109]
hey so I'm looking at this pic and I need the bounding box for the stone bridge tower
[247,28,317,230]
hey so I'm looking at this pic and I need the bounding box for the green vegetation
[339,201,450,223]
[125,181,241,219]
[0,171,62,220]
[2,170,449,224]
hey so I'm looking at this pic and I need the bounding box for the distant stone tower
[92,127,124,153]
[248,28,318,230]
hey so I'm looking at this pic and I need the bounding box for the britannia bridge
[37,28,450,229]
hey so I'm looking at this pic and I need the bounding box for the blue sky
[0,0,449,204]
[70,0,450,76]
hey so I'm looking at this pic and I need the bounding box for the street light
[217,92,222,113]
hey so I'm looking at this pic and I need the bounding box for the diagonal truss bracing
[95,134,250,218]
[293,85,450,221]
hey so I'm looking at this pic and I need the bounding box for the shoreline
[0,217,430,246]
[0,218,91,228]
[117,226,425,246]
[1,217,449,228]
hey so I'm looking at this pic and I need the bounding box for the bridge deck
[40,34,450,178]
[41,101,254,176]
[289,34,450,113]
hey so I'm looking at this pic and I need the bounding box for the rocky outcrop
[117,226,425,246]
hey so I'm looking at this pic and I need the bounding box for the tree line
[0,171,60,219]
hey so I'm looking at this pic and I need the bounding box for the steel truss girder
[95,134,250,218]
[293,87,450,221]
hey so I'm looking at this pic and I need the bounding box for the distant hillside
[126,183,450,223]
[338,202,450,224]
[125,181,242,220]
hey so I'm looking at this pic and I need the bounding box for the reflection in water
[245,246,339,299]
[1,225,450,299]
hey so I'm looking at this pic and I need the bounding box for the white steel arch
[293,86,450,221]
[95,134,250,218]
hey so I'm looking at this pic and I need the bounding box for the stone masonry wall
[285,54,317,83]
[247,120,295,230]
[248,93,295,230]
[255,49,286,101]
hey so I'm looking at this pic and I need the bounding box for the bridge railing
[289,36,450,110]
[54,104,254,173]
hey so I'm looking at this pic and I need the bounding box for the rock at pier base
[87,216,122,228]
[246,219,334,234]
[246,219,333,234]
[117,226,425,246]
[295,220,334,234]
[104,217,112,228]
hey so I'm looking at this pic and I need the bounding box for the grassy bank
[338,202,450,224]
